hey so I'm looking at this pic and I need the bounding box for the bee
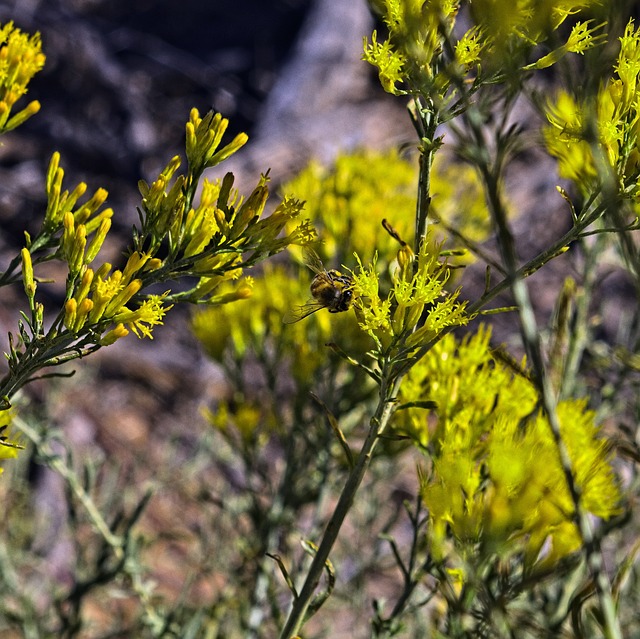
[283,249,354,323]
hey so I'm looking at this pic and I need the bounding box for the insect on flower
[283,249,354,323]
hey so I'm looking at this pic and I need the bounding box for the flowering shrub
[1,3,640,638]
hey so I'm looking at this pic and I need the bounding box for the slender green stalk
[409,98,439,255]
[15,415,124,554]
[278,371,402,639]
[560,233,603,399]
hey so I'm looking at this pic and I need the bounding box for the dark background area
[0,0,312,230]
[0,0,408,236]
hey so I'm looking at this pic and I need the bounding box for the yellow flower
[544,19,640,191]
[0,22,45,133]
[185,109,248,175]
[414,326,621,570]
[0,409,23,473]
[112,293,172,339]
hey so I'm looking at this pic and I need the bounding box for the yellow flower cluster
[44,151,113,238]
[283,149,417,265]
[363,0,460,95]
[139,112,315,303]
[544,19,640,193]
[0,21,44,133]
[185,109,248,177]
[0,409,22,472]
[283,148,489,270]
[396,326,621,571]
[62,251,171,341]
[28,152,169,342]
[352,234,468,346]
[363,0,603,97]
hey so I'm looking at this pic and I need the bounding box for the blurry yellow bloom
[470,0,599,56]
[204,400,277,448]
[455,26,484,67]
[192,263,366,385]
[411,326,621,571]
[0,413,23,472]
[284,149,417,264]
[284,149,489,273]
[0,22,45,133]
[544,19,640,191]
[543,90,597,185]
[362,31,406,94]
[206,278,254,305]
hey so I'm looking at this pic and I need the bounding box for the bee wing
[302,248,326,275]
[282,301,325,324]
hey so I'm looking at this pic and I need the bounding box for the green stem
[409,98,439,255]
[278,371,401,639]
[15,416,170,634]
[560,233,602,399]
[15,415,123,553]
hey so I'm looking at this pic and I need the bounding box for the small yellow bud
[145,258,163,272]
[64,298,77,330]
[69,225,87,274]
[74,188,108,225]
[62,211,75,257]
[93,262,112,282]
[64,182,88,215]
[85,208,114,235]
[122,251,150,283]
[206,131,249,167]
[46,152,61,194]
[84,218,111,265]
[74,267,94,304]
[100,323,129,345]
[185,121,198,160]
[73,298,94,332]
[236,284,253,299]
[397,245,415,280]
[21,248,36,299]
[3,100,40,132]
